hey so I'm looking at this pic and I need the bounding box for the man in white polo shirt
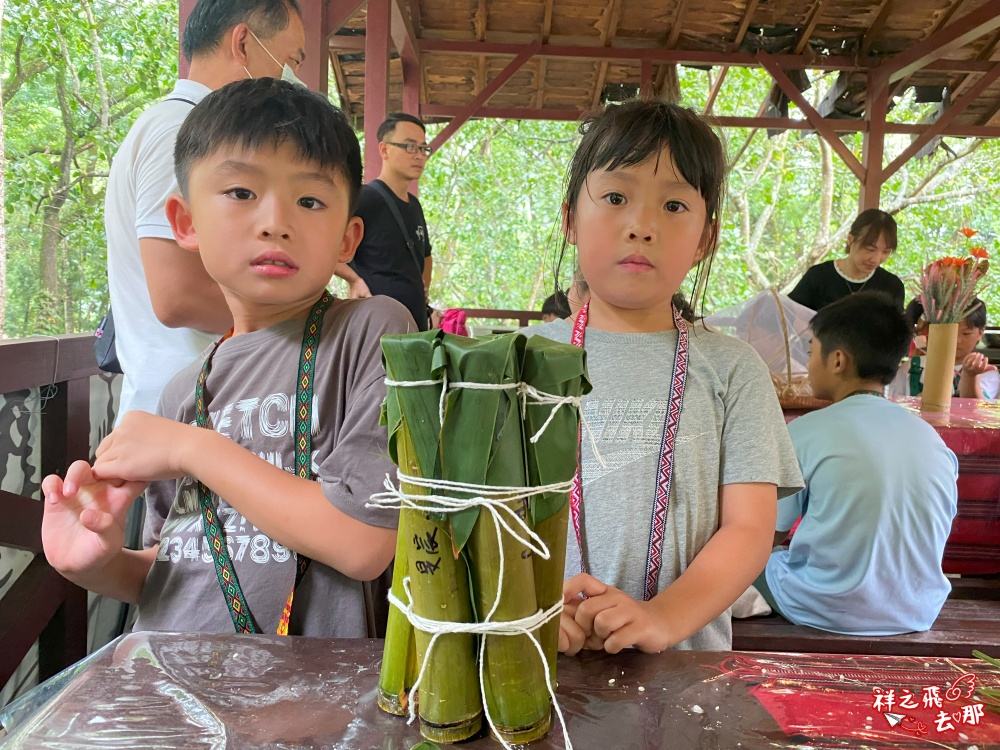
[106,0,306,420]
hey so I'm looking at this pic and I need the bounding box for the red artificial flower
[959,228,978,238]
[970,246,989,259]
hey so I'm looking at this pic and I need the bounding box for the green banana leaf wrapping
[377,330,590,745]
[439,334,550,742]
[380,331,482,742]
[521,336,591,680]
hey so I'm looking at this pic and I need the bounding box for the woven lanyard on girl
[568,300,690,602]
[194,291,332,635]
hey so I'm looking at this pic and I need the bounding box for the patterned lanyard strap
[568,300,690,602]
[194,291,333,635]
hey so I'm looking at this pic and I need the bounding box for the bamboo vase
[921,322,959,412]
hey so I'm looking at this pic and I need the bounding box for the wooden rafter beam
[889,0,969,99]
[420,103,1000,137]
[759,51,865,180]
[879,2,1000,84]
[537,0,555,108]
[390,0,420,61]
[793,0,825,55]
[950,27,1000,101]
[475,0,488,42]
[591,0,623,109]
[665,0,690,50]
[541,0,555,43]
[326,0,367,35]
[429,41,542,151]
[732,0,760,52]
[861,0,893,57]
[536,57,548,108]
[328,49,349,105]
[411,40,994,74]
[884,59,1000,178]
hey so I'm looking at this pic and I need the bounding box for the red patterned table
[2,632,1000,749]
[785,396,1000,575]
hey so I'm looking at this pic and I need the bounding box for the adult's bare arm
[140,237,232,333]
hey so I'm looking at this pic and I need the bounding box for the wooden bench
[732,579,1000,657]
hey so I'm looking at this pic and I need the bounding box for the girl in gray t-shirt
[529,99,803,654]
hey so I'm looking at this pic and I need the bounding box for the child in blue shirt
[758,292,958,635]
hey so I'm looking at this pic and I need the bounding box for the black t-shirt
[350,180,432,330]
[787,260,905,312]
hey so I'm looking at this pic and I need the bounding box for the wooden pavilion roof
[327,0,1000,134]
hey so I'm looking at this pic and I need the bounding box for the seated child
[758,292,958,635]
[40,78,414,636]
[890,297,998,400]
[540,291,571,322]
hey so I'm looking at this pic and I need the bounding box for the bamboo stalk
[522,336,590,680]
[442,334,551,743]
[399,426,482,743]
[377,510,416,715]
[532,502,569,680]
[380,331,483,742]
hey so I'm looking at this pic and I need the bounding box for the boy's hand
[962,352,996,378]
[348,277,372,299]
[93,411,195,483]
[41,460,146,576]
[564,572,672,655]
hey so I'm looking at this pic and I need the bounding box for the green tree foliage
[5,2,1000,337]
[2,0,177,337]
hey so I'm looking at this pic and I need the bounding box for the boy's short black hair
[377,113,426,142]
[541,292,571,318]
[810,292,912,385]
[182,0,301,61]
[174,78,362,212]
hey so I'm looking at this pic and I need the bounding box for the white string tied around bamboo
[368,472,575,750]
[383,376,606,468]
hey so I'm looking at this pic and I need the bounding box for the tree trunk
[39,70,76,308]
[0,0,7,337]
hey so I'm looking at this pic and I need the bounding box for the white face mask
[914,334,928,351]
[244,28,306,88]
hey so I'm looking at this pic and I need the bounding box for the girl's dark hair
[556,99,727,317]
[848,209,897,254]
[174,78,362,211]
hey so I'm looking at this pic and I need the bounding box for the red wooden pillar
[364,0,391,182]
[859,73,888,212]
[402,55,420,115]
[300,0,329,94]
[178,0,197,78]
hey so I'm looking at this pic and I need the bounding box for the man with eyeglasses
[336,113,434,330]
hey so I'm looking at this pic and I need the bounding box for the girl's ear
[561,202,577,245]
[165,194,200,252]
[694,221,718,265]
[337,216,365,263]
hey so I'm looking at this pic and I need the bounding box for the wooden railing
[0,334,95,688]
[459,308,545,328]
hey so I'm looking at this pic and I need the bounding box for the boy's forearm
[649,521,773,647]
[180,429,395,580]
[59,547,157,604]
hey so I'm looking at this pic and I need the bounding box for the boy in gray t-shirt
[41,79,413,636]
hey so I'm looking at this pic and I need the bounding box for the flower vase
[921,322,959,412]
